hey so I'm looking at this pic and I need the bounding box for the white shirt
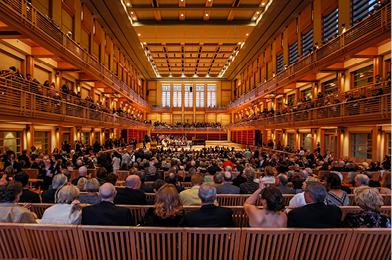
[40,204,82,224]
[288,192,306,208]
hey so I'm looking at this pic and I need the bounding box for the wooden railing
[231,93,390,128]
[227,3,391,110]
[0,0,150,109]
[0,77,148,127]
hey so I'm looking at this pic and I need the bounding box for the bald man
[114,175,147,205]
[81,183,133,226]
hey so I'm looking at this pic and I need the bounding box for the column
[338,0,351,32]
[313,0,322,46]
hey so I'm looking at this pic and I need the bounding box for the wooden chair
[239,228,298,259]
[183,228,241,260]
[78,225,132,260]
[346,228,391,260]
[24,224,82,260]
[0,223,30,259]
[131,227,183,260]
[116,170,130,181]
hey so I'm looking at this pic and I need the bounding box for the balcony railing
[151,127,226,133]
[0,76,148,128]
[230,93,390,129]
[228,3,391,110]
[0,0,150,109]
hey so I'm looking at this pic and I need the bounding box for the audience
[276,174,295,194]
[14,172,40,203]
[79,178,100,204]
[214,172,240,194]
[40,184,82,224]
[244,181,287,227]
[82,183,133,226]
[114,175,146,205]
[325,172,349,206]
[287,182,342,228]
[141,184,184,226]
[41,174,68,203]
[0,182,36,223]
[343,186,391,228]
[179,174,204,206]
[181,184,234,227]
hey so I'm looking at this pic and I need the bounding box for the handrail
[0,0,150,109]
[228,3,391,110]
[0,77,148,128]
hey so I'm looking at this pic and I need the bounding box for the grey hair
[56,185,79,204]
[52,174,68,189]
[198,183,216,204]
[84,178,100,192]
[306,182,327,203]
[355,174,370,186]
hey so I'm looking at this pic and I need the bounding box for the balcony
[228,3,391,110]
[230,88,390,129]
[0,0,150,110]
[0,76,148,128]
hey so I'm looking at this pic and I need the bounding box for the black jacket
[81,201,133,226]
[114,188,147,205]
[181,204,234,227]
[288,202,342,228]
[19,189,40,203]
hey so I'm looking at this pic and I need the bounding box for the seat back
[24,168,39,179]
[346,228,391,260]
[0,223,30,259]
[27,203,52,218]
[78,225,133,260]
[24,224,81,260]
[183,228,241,260]
[116,170,130,181]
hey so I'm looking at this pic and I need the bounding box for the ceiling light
[206,74,210,78]
[182,73,186,78]
[137,33,141,36]
[169,74,173,78]
[126,3,131,7]
[130,11,134,15]
[252,17,257,20]
[180,13,184,17]
[256,11,260,14]
[143,42,147,45]
[246,33,249,36]
[205,13,209,17]
[261,2,265,6]
[193,74,198,78]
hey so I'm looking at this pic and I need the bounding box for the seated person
[0,182,36,223]
[215,172,240,194]
[79,178,101,205]
[287,182,341,228]
[82,183,133,226]
[14,172,40,203]
[325,172,349,206]
[179,174,204,206]
[114,175,146,205]
[244,181,287,227]
[181,183,234,227]
[141,184,184,226]
[41,174,68,203]
[343,186,391,228]
[40,184,82,224]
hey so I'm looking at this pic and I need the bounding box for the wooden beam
[31,47,55,57]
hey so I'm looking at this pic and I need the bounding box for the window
[173,84,182,108]
[276,53,284,74]
[287,94,295,106]
[351,0,377,24]
[34,131,50,154]
[207,84,217,108]
[301,133,312,151]
[184,84,193,108]
[322,78,338,94]
[387,133,391,156]
[0,131,22,156]
[288,41,298,65]
[195,84,205,107]
[301,28,313,55]
[300,88,312,101]
[81,132,90,145]
[351,133,372,159]
[162,85,171,107]
[352,65,374,88]
[287,133,295,148]
[323,8,339,42]
[324,129,337,154]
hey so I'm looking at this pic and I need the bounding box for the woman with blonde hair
[40,184,82,224]
[343,186,391,228]
[141,184,184,226]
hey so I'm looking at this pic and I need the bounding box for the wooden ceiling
[123,0,269,77]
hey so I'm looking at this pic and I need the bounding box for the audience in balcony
[40,184,82,224]
[153,121,222,128]
[342,186,391,228]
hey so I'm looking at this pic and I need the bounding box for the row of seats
[0,223,389,260]
[25,203,391,227]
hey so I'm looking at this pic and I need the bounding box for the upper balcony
[230,83,391,129]
[0,75,148,128]
[0,0,150,110]
[228,3,391,111]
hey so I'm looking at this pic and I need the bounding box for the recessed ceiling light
[126,3,131,7]
[205,13,209,17]
[246,33,249,36]
[130,11,134,14]
[180,13,184,17]
[137,33,141,36]
[261,2,265,6]
[256,11,260,14]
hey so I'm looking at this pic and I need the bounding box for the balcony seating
[0,223,390,260]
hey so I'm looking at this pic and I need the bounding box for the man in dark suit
[14,172,40,203]
[288,182,342,228]
[215,172,240,194]
[82,183,133,226]
[114,175,146,205]
[181,183,234,227]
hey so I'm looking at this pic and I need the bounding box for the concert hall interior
[0,0,390,259]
